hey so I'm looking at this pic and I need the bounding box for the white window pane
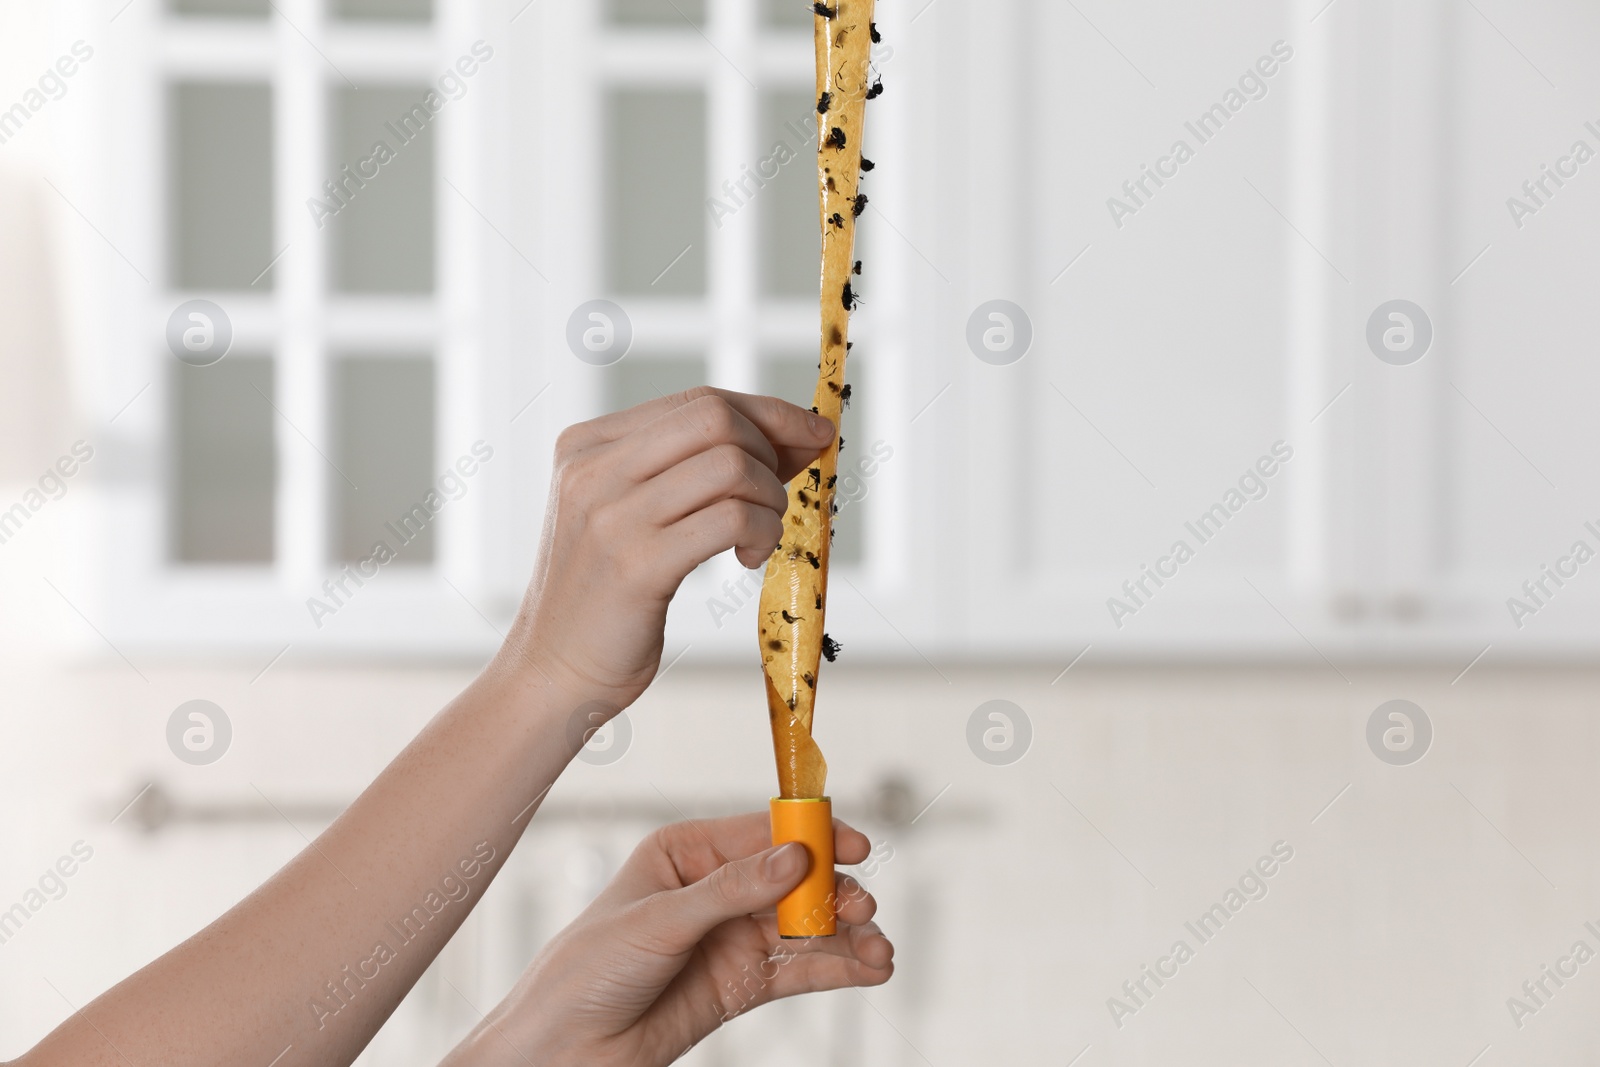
[329,86,436,295]
[170,0,268,16]
[760,353,821,413]
[170,83,274,290]
[607,0,705,27]
[602,356,706,414]
[605,90,706,296]
[760,354,864,565]
[173,356,275,563]
[762,0,811,28]
[331,0,432,20]
[331,356,436,565]
[759,90,819,298]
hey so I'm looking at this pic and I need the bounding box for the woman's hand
[5,392,838,1067]
[440,813,894,1067]
[501,387,836,710]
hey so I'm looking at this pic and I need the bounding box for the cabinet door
[965,2,1305,658]
[92,1,512,660]
[1418,0,1600,656]
[1293,0,1600,664]
[937,0,1600,664]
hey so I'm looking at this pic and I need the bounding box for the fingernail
[765,842,805,881]
[809,413,834,438]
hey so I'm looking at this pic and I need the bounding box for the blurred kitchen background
[6,0,1600,1063]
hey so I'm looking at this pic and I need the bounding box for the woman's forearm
[18,652,589,1066]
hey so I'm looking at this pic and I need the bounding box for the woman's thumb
[648,843,809,944]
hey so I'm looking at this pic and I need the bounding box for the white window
[91,0,925,666]
[92,0,526,658]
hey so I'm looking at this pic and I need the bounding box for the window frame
[94,0,509,659]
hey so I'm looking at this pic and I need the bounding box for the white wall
[3,657,1597,1064]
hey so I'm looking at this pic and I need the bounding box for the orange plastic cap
[769,797,836,938]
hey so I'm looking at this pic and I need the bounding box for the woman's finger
[770,954,895,1000]
[660,497,787,572]
[760,929,896,1002]
[605,392,784,486]
[647,390,833,484]
[609,815,873,902]
[833,822,871,866]
[626,444,790,529]
[833,874,877,926]
[628,843,809,958]
[566,386,833,465]
[712,921,894,1023]
[728,392,837,483]
[748,914,890,965]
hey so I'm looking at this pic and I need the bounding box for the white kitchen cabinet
[68,0,1600,675]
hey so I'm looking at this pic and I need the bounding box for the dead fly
[803,672,816,689]
[852,193,868,217]
[817,91,833,114]
[825,126,847,150]
[860,156,876,171]
[813,2,837,16]
[842,282,857,310]
[822,634,843,662]
[814,594,823,609]
[825,474,837,489]
[840,383,852,407]
[806,467,822,491]
[869,22,881,42]
[830,212,846,229]
[804,551,822,569]
[853,260,862,275]
[867,80,884,100]
[781,610,804,624]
